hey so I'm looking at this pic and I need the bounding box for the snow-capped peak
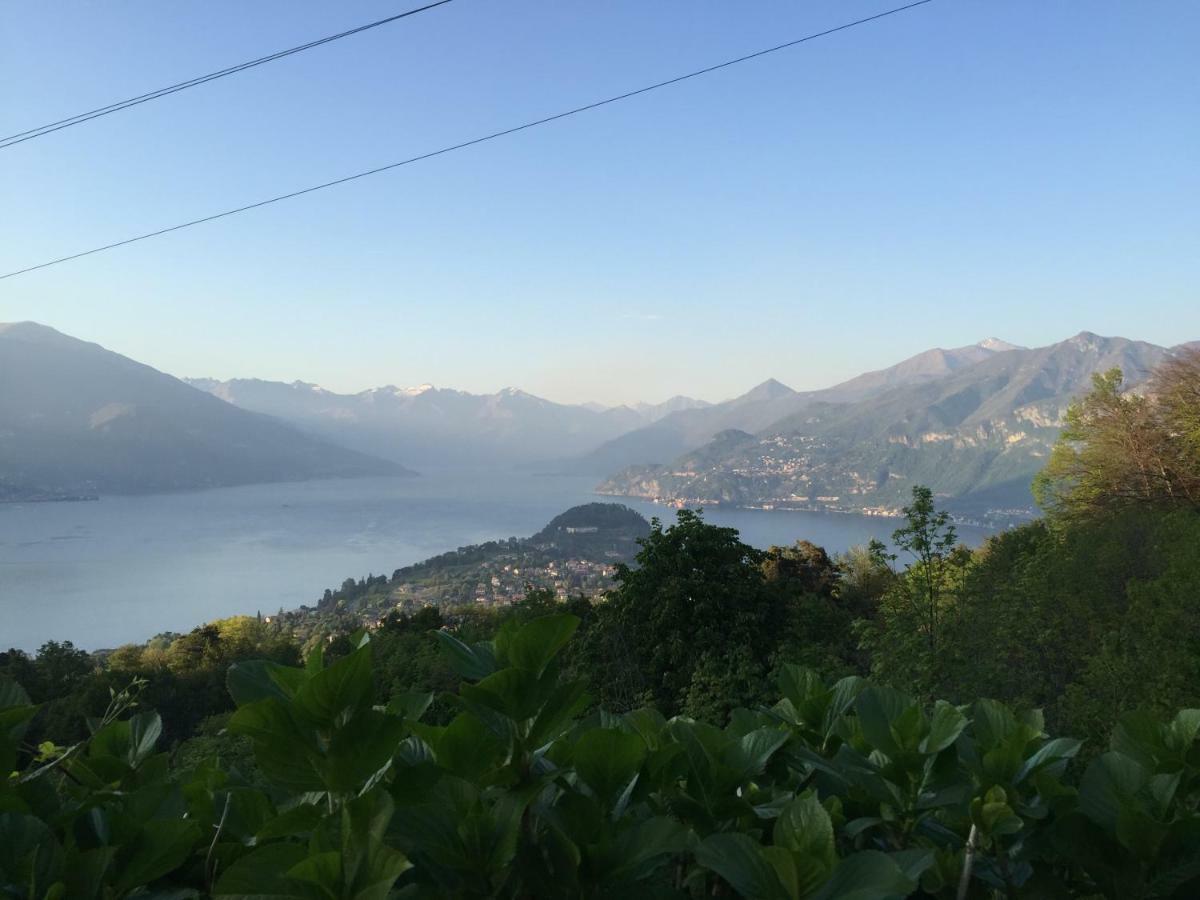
[395,383,435,397]
[976,338,1021,352]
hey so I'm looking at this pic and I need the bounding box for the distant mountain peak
[387,383,434,397]
[0,320,58,334]
[740,378,796,403]
[1,324,410,495]
[1065,331,1107,351]
[0,321,84,347]
[497,387,541,402]
[630,395,710,416]
[977,337,1021,352]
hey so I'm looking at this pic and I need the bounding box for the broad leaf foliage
[3,616,1200,897]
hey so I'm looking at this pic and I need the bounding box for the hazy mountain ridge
[563,340,1021,474]
[7,322,1184,513]
[0,323,409,497]
[597,333,1187,520]
[816,338,1023,404]
[186,377,706,468]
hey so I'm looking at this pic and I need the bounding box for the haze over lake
[1,470,995,651]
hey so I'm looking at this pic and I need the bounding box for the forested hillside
[3,350,1199,897]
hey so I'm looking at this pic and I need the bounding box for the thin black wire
[0,0,935,282]
[0,0,456,151]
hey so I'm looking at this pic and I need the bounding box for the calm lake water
[0,471,994,651]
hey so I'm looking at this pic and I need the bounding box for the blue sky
[2,0,1197,405]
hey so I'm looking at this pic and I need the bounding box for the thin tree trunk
[957,824,978,900]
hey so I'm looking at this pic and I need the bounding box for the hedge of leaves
[3,613,1200,898]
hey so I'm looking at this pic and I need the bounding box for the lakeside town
[599,430,1042,527]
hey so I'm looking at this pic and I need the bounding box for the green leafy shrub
[4,615,1200,898]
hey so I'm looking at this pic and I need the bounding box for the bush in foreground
[3,614,1200,898]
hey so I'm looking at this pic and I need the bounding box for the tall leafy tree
[890,485,960,653]
[1035,355,1200,520]
[588,509,787,718]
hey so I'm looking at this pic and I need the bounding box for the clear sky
[2,0,1197,405]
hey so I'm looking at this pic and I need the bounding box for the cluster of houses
[389,554,620,612]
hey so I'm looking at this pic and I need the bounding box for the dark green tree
[588,509,787,718]
[761,539,839,597]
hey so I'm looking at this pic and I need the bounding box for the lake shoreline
[1,471,998,652]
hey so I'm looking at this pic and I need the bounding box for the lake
[0,471,996,651]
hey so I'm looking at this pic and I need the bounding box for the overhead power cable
[0,0,457,151]
[0,0,934,282]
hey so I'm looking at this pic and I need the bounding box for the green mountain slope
[598,333,1183,520]
[561,340,1019,475]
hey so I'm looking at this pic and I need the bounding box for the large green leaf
[762,846,800,899]
[292,645,373,727]
[227,660,307,707]
[433,630,497,680]
[777,796,835,900]
[256,805,325,841]
[1015,737,1081,784]
[606,816,688,882]
[811,850,916,900]
[502,614,579,675]
[0,812,62,892]
[323,710,408,793]
[127,711,163,767]
[777,796,835,873]
[88,718,133,766]
[228,700,324,792]
[623,707,668,750]
[528,677,589,748]
[855,687,911,757]
[1112,708,1200,771]
[822,676,867,737]
[573,728,647,808]
[285,850,342,893]
[112,819,202,894]
[1167,709,1200,751]
[779,665,826,721]
[435,712,507,780]
[386,691,433,723]
[1078,751,1149,832]
[214,842,308,898]
[62,846,118,899]
[696,832,789,900]
[919,702,967,755]
[729,727,791,783]
[460,667,542,723]
[341,791,412,900]
[972,699,1021,749]
[889,848,936,884]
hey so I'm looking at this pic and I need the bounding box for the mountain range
[597,332,1190,519]
[4,322,1194,518]
[0,323,408,499]
[184,378,707,468]
[564,338,1025,475]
